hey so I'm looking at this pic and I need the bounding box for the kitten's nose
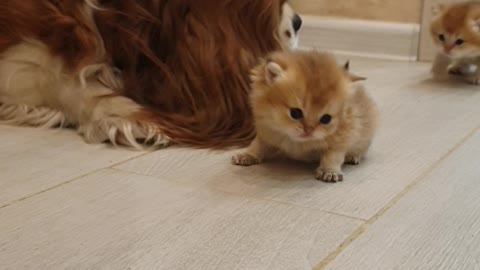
[444,44,455,54]
[292,14,302,33]
[303,125,314,136]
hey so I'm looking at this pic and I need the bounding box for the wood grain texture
[116,57,480,220]
[0,126,142,207]
[0,169,362,270]
[322,130,480,270]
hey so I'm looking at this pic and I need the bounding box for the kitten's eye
[289,108,303,120]
[438,34,445,42]
[455,39,464,46]
[320,114,332,125]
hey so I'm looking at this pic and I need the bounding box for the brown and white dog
[0,0,302,149]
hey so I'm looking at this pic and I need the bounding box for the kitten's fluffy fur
[430,2,480,84]
[232,51,378,182]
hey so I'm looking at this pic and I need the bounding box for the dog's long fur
[0,0,300,149]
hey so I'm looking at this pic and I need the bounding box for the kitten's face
[250,52,360,142]
[430,3,480,59]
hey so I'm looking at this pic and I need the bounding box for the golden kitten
[430,2,480,84]
[232,51,378,183]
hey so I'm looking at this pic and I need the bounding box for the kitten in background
[232,51,378,183]
[430,2,480,84]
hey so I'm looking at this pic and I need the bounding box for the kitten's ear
[470,16,480,33]
[348,73,367,82]
[265,61,285,84]
[431,4,445,16]
[343,60,366,82]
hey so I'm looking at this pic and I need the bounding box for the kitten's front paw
[448,64,477,77]
[232,153,260,166]
[344,155,360,165]
[448,65,464,76]
[466,76,480,85]
[315,168,343,183]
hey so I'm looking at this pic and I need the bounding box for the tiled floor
[1,57,480,270]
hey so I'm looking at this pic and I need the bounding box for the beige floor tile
[0,126,142,207]
[321,129,480,270]
[116,59,480,220]
[0,169,362,270]
[3,57,480,269]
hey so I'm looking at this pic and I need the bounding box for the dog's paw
[80,117,170,150]
[232,153,260,166]
[315,168,343,183]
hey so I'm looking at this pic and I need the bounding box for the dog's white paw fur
[0,103,70,128]
[79,117,170,150]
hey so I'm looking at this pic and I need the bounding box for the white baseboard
[298,16,420,61]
